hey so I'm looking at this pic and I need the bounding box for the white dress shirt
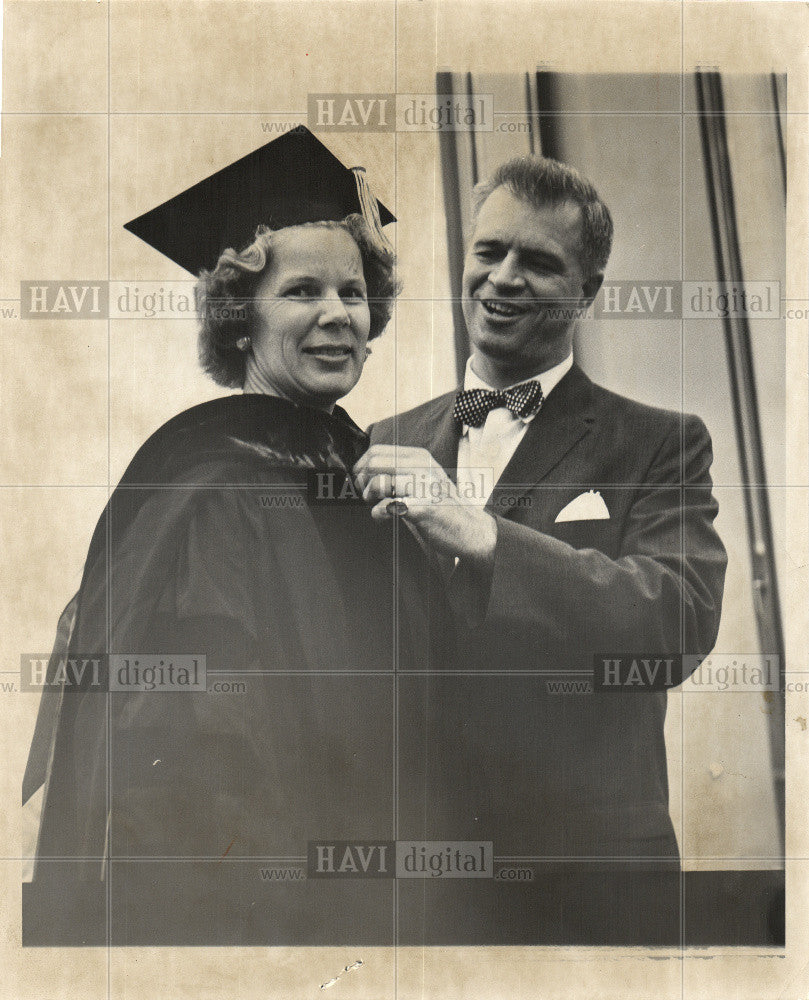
[456,353,574,504]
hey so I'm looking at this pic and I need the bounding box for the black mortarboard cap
[124,125,395,275]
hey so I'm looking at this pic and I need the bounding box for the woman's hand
[353,445,497,565]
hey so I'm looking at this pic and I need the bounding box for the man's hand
[353,445,497,564]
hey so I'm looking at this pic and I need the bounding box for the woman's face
[248,226,372,409]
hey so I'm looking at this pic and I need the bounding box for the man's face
[461,186,603,386]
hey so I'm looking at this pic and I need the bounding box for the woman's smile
[301,342,355,361]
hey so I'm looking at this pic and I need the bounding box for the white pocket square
[554,490,610,523]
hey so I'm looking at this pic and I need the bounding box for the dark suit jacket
[370,363,727,859]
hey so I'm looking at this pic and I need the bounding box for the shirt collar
[461,352,574,428]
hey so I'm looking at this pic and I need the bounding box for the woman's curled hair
[196,215,400,388]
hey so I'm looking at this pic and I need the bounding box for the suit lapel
[485,364,596,513]
[423,395,462,482]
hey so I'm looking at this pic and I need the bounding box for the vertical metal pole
[535,71,561,158]
[525,72,537,156]
[770,73,787,203]
[465,71,479,186]
[436,71,472,382]
[695,70,785,855]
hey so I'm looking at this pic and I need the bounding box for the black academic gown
[27,393,450,945]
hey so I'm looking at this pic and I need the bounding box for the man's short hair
[472,156,614,276]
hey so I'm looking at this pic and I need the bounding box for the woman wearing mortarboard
[23,128,450,945]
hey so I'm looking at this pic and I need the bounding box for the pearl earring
[236,336,252,352]
[365,347,372,359]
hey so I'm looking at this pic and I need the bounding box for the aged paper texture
[1,1,807,997]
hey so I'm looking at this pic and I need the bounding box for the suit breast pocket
[550,518,620,557]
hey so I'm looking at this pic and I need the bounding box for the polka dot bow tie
[452,380,544,429]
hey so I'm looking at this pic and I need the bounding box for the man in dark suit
[353,155,727,866]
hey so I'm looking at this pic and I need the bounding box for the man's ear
[581,272,604,307]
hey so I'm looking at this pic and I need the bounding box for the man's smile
[478,297,533,320]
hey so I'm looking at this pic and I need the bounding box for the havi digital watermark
[307,840,493,878]
[592,653,779,692]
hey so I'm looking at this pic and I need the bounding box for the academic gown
[25,393,450,945]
